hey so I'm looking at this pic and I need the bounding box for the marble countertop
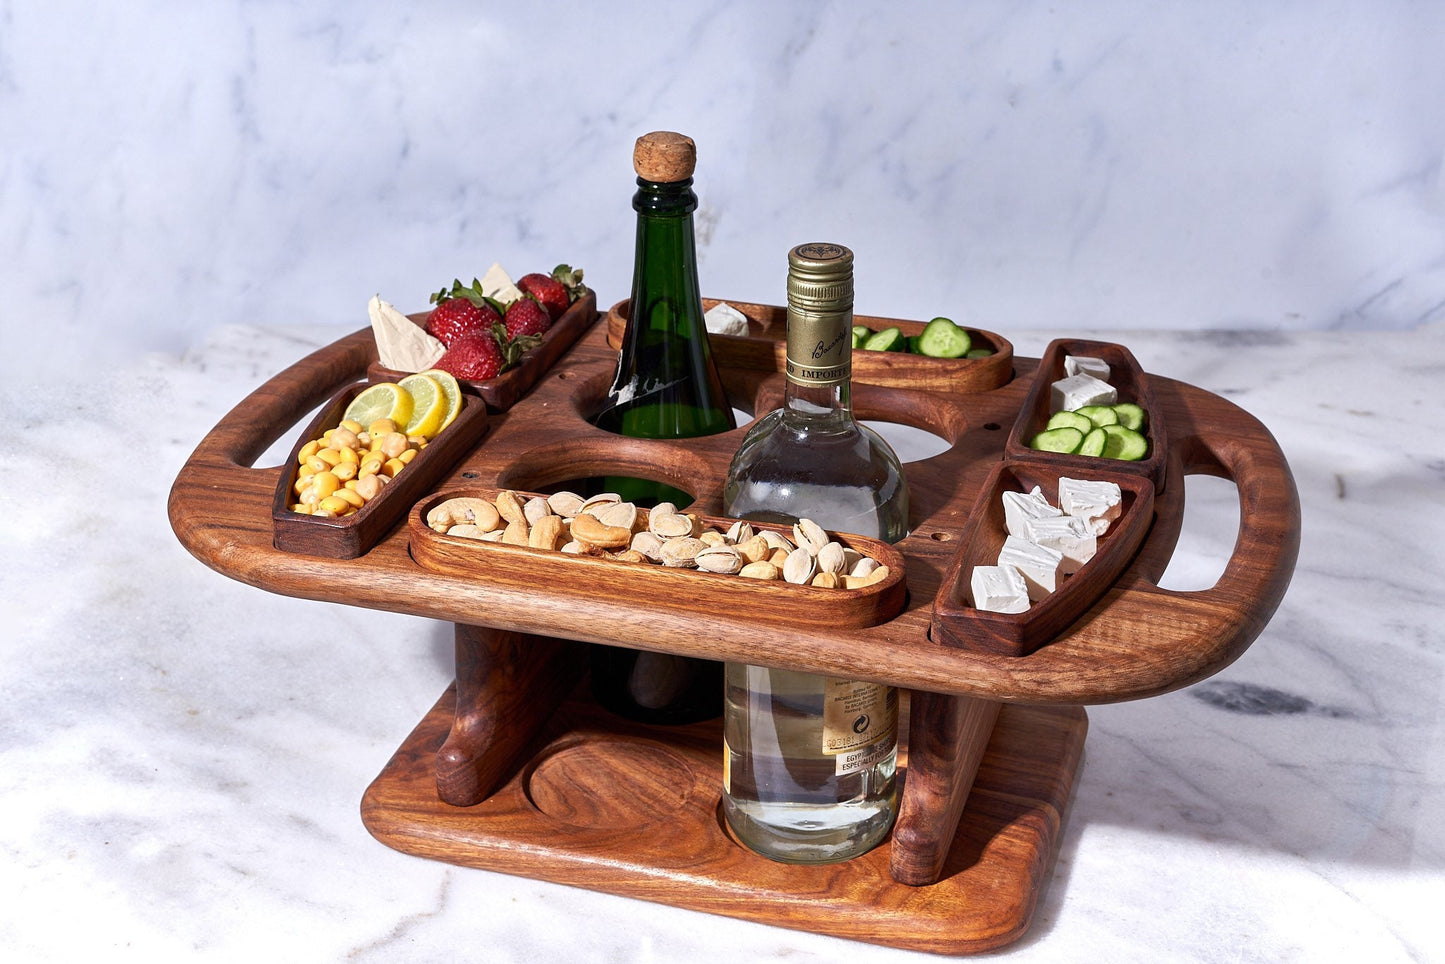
[2,321,1441,962]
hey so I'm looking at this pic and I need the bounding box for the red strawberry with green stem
[427,278,503,346]
[504,296,552,340]
[516,264,585,322]
[435,330,504,380]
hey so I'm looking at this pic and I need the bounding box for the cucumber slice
[862,326,906,352]
[1112,402,1147,431]
[1046,410,1093,434]
[916,317,972,358]
[1074,404,1120,427]
[1078,426,1108,457]
[1101,424,1148,460]
[907,334,923,354]
[965,347,994,358]
[1029,426,1085,454]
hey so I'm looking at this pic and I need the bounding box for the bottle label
[820,679,897,775]
[785,308,851,387]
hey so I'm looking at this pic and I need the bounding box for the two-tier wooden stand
[169,308,1298,955]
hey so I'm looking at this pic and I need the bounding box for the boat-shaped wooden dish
[270,383,489,559]
[930,460,1154,657]
[369,289,598,411]
[1003,337,1168,492]
[409,488,908,630]
[605,297,1013,395]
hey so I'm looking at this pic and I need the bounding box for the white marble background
[3,1,1444,962]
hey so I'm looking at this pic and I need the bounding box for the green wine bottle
[588,131,736,725]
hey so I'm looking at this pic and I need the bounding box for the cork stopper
[633,131,696,182]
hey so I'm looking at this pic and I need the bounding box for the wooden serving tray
[929,460,1155,657]
[169,306,1299,954]
[369,289,598,411]
[410,488,908,630]
[606,297,1014,394]
[270,382,489,559]
[1004,337,1168,492]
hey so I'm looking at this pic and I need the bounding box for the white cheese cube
[997,535,1064,601]
[1058,477,1123,536]
[970,564,1031,614]
[704,302,750,337]
[1050,372,1117,413]
[1064,355,1111,380]
[479,262,523,305]
[1002,486,1063,539]
[1023,514,1097,573]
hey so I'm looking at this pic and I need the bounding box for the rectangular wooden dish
[270,383,489,559]
[605,297,1013,394]
[1003,337,1168,492]
[369,289,598,411]
[408,488,908,630]
[930,460,1155,657]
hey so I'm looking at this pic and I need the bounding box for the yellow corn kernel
[290,503,312,515]
[314,447,342,467]
[336,445,360,464]
[368,418,398,436]
[309,471,342,499]
[304,456,329,474]
[298,439,321,462]
[383,458,405,477]
[398,448,417,464]
[340,418,363,434]
[332,461,358,481]
[359,457,383,478]
[319,495,353,515]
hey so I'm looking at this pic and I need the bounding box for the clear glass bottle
[721,242,909,863]
[588,131,736,726]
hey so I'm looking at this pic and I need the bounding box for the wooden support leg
[889,691,1002,886]
[435,623,586,807]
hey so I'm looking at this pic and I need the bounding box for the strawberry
[517,264,585,321]
[427,278,503,346]
[504,296,552,339]
[435,330,504,380]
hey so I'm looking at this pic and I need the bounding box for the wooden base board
[361,688,1087,956]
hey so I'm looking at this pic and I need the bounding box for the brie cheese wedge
[1003,486,1064,539]
[369,295,445,372]
[704,302,750,336]
[998,534,1064,601]
[1023,514,1097,573]
[1058,477,1123,535]
[970,564,1031,614]
[1064,355,1111,380]
[479,262,523,305]
[1050,372,1117,413]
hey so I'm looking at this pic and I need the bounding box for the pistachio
[650,511,695,539]
[699,529,727,547]
[849,556,881,578]
[523,496,553,526]
[758,529,795,552]
[630,530,665,562]
[782,547,817,585]
[579,492,621,516]
[695,545,743,574]
[867,564,891,586]
[560,540,583,554]
[651,501,679,518]
[660,536,706,568]
[726,520,755,544]
[793,519,829,555]
[817,541,847,574]
[546,490,587,518]
[594,500,638,532]
[445,524,488,539]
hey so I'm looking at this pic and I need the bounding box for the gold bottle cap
[633,132,696,183]
[785,242,854,387]
[787,242,854,314]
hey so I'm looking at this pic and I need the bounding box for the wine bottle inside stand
[588,131,737,725]
[721,242,909,863]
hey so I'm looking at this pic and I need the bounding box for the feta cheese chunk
[970,564,1031,614]
[704,301,750,337]
[369,295,445,372]
[1050,372,1117,413]
[1064,355,1111,380]
[1058,477,1123,536]
[1002,486,1063,538]
[1023,514,1097,573]
[479,262,523,305]
[997,534,1064,601]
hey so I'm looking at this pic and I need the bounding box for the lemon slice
[415,369,463,435]
[397,373,447,438]
[344,382,414,429]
